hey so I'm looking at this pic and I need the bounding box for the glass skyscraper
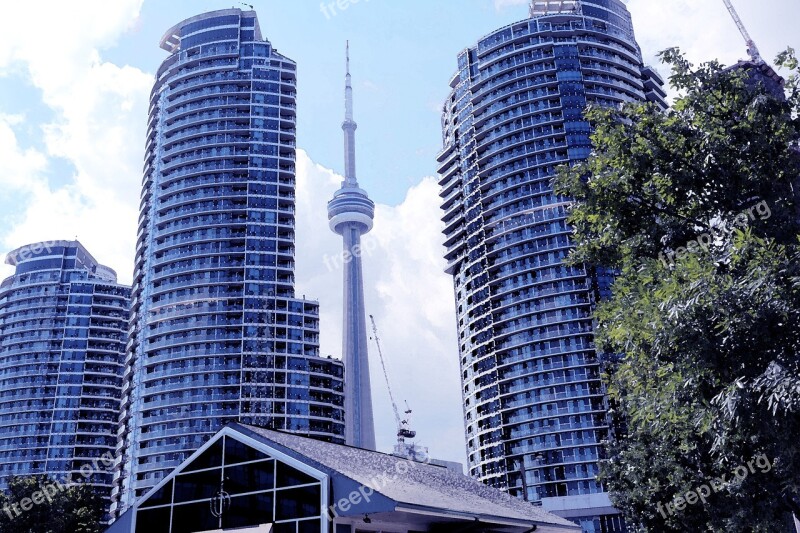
[436,1,666,530]
[0,240,130,493]
[113,9,345,514]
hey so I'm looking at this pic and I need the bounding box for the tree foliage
[0,476,104,533]
[553,48,800,532]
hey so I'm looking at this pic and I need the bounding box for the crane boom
[369,314,401,426]
[722,0,762,63]
[369,315,417,443]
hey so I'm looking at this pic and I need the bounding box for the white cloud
[294,150,466,463]
[0,0,144,92]
[0,116,48,194]
[7,0,793,471]
[491,0,799,103]
[627,0,798,78]
[0,1,468,466]
[367,177,465,463]
[493,0,798,72]
[0,0,149,282]
[494,0,528,10]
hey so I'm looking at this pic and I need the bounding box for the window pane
[275,485,321,521]
[298,519,321,533]
[171,501,220,533]
[135,507,171,533]
[225,436,270,465]
[183,439,223,472]
[223,492,274,528]
[174,468,222,503]
[225,460,274,495]
[276,462,316,488]
[139,479,173,508]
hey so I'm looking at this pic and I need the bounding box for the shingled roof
[234,423,579,530]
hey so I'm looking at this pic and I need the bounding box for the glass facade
[133,434,324,533]
[436,1,666,530]
[0,241,130,493]
[113,9,345,514]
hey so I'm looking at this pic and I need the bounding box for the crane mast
[722,0,762,63]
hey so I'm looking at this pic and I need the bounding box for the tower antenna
[722,0,762,63]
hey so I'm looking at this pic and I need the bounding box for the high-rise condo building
[436,1,666,530]
[0,240,130,496]
[113,9,345,514]
[327,44,377,450]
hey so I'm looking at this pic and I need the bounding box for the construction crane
[722,0,762,63]
[369,315,417,446]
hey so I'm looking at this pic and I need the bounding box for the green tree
[0,476,104,533]
[553,48,800,532]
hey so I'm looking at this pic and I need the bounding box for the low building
[106,423,580,533]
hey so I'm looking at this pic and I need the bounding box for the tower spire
[346,41,351,82]
[343,41,358,186]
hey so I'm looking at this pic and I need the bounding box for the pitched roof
[234,423,578,530]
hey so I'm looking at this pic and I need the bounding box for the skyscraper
[0,240,129,495]
[436,1,666,530]
[328,44,377,451]
[113,9,345,514]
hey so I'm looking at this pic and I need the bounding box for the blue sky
[107,0,553,204]
[0,0,797,463]
[97,0,799,206]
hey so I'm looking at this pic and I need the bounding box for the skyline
[0,0,797,465]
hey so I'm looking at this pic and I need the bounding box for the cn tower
[327,43,377,450]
